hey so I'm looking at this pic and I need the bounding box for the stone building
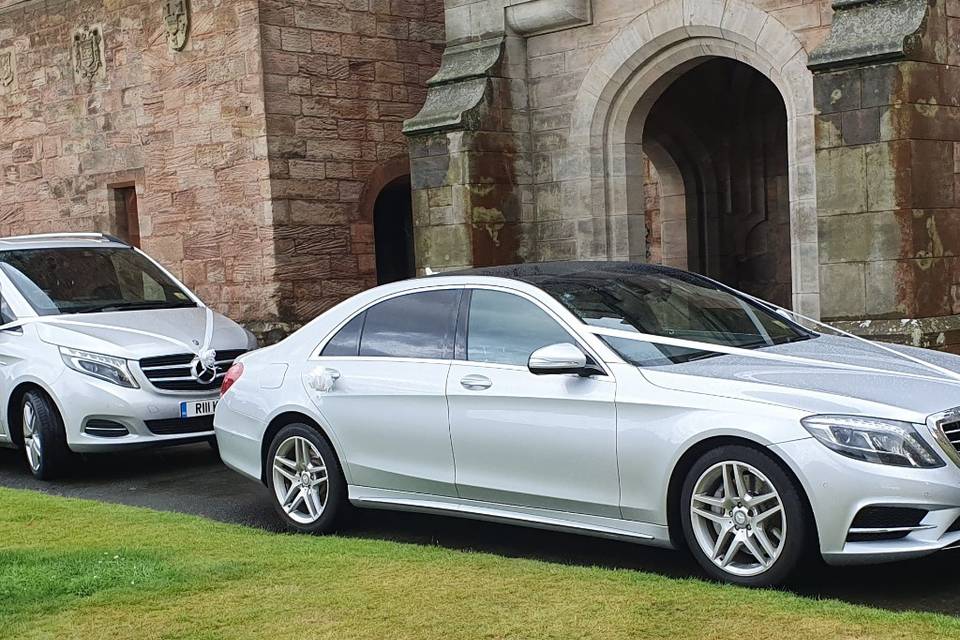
[0,0,443,339]
[2,0,960,351]
[405,0,960,351]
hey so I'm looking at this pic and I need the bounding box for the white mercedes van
[0,233,257,479]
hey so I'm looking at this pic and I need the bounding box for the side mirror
[528,343,601,377]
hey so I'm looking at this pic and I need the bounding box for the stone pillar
[402,35,526,273]
[403,0,591,273]
[810,0,960,351]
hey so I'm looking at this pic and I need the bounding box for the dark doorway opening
[373,175,415,285]
[641,58,791,308]
[112,185,141,247]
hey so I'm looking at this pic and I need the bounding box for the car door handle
[307,367,340,392]
[460,374,492,391]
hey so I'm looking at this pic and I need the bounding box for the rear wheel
[266,424,348,534]
[21,390,71,480]
[679,445,811,587]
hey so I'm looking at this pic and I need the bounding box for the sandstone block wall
[258,0,444,322]
[0,0,278,326]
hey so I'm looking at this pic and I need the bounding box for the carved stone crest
[163,0,190,51]
[73,26,104,80]
[0,49,14,88]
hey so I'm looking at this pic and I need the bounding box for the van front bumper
[52,369,218,452]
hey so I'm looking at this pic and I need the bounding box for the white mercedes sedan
[214,262,960,586]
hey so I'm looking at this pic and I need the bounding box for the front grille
[940,419,960,453]
[139,350,245,392]
[84,419,129,438]
[145,415,214,435]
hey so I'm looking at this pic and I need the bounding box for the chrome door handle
[460,374,492,391]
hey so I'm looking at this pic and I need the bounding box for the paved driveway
[2,443,960,616]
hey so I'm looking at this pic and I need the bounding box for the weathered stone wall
[406,0,960,350]
[258,0,444,322]
[811,0,960,352]
[0,0,278,326]
[406,0,832,303]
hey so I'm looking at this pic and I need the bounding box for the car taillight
[220,362,244,396]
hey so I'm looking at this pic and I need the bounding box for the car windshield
[0,247,196,316]
[533,269,813,366]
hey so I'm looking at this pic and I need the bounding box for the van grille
[139,350,245,392]
[145,416,214,435]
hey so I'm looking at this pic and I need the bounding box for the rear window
[356,289,460,360]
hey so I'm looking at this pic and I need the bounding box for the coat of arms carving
[0,49,14,88]
[73,26,103,80]
[163,0,190,51]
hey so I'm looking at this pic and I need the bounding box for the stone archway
[564,0,819,316]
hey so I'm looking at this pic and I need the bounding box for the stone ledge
[403,37,503,135]
[808,0,929,71]
[832,314,960,351]
[505,0,591,37]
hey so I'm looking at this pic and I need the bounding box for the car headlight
[59,347,138,389]
[801,414,943,468]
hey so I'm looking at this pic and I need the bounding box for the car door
[446,288,620,518]
[308,287,462,497]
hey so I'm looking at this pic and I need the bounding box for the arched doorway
[640,59,791,308]
[373,175,415,285]
[565,0,820,317]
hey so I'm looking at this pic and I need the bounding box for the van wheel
[21,390,71,480]
[266,424,348,534]
[679,445,811,587]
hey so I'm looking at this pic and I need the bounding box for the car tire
[21,390,71,480]
[266,423,348,534]
[679,444,812,587]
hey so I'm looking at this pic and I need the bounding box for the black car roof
[446,261,691,283]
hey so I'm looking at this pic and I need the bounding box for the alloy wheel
[22,401,42,472]
[272,435,329,525]
[689,461,786,577]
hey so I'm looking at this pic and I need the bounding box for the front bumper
[772,438,960,565]
[51,369,217,452]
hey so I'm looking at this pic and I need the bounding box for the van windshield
[0,247,196,316]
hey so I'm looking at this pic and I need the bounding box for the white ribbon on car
[0,305,218,368]
[584,306,960,386]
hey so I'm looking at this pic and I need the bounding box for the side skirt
[348,486,674,548]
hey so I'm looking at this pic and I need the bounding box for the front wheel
[679,445,812,587]
[21,390,71,480]
[265,424,348,534]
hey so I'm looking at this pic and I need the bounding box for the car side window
[358,289,460,360]
[321,312,365,357]
[467,290,574,367]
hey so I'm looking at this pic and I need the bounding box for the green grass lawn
[1,488,960,640]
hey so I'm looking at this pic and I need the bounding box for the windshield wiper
[73,301,196,314]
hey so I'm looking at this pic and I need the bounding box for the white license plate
[180,399,218,419]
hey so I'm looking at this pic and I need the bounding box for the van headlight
[801,415,943,468]
[59,347,138,389]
